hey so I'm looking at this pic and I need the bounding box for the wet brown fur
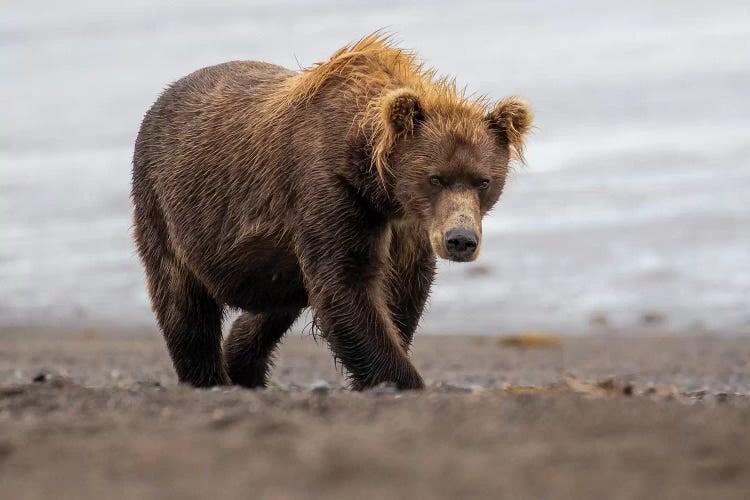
[131,33,532,389]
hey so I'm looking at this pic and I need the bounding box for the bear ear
[381,87,424,137]
[368,87,424,186]
[486,97,533,161]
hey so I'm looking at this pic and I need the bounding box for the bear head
[374,88,533,262]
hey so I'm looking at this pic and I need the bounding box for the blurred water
[1,0,749,334]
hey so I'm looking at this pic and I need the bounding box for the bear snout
[444,227,479,262]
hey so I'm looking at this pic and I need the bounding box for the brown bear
[131,34,532,390]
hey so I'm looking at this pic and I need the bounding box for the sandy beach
[2,329,749,499]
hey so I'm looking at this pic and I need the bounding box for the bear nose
[445,228,478,260]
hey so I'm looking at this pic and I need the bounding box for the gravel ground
[1,329,750,499]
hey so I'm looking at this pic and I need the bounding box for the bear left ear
[381,87,424,137]
[486,97,533,161]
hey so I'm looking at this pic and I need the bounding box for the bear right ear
[367,87,424,185]
[381,87,424,137]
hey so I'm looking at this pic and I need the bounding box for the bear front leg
[314,284,425,390]
[296,203,424,390]
[386,226,436,350]
[312,283,424,390]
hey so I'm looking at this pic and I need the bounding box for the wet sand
[1,329,749,499]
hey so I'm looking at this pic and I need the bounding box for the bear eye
[429,175,444,187]
[477,179,490,190]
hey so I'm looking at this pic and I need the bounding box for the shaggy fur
[132,33,533,389]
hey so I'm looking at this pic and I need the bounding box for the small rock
[434,382,473,394]
[137,379,162,389]
[308,380,331,394]
[641,312,666,326]
[642,383,680,398]
[116,379,138,390]
[32,371,52,383]
[589,313,610,328]
[470,385,486,396]
[685,389,708,399]
[368,382,399,396]
[31,370,66,387]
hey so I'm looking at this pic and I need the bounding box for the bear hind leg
[223,310,301,388]
[146,255,229,387]
[133,165,228,387]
